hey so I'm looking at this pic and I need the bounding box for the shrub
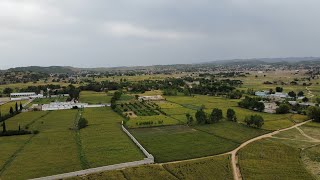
[276,104,290,114]
[244,115,264,128]
[78,117,88,129]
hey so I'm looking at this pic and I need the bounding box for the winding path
[231,120,312,180]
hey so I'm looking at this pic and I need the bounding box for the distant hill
[204,57,320,65]
[8,66,78,74]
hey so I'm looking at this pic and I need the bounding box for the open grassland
[165,95,307,130]
[129,121,267,163]
[79,91,112,104]
[238,138,314,180]
[0,100,28,115]
[81,107,144,168]
[71,155,232,180]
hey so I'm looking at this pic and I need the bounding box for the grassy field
[238,138,314,180]
[71,155,232,180]
[79,91,112,104]
[0,100,28,115]
[165,95,307,130]
[129,121,268,162]
[239,121,320,180]
[0,107,144,179]
[80,107,144,168]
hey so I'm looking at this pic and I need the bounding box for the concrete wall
[121,122,154,161]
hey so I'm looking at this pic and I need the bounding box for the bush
[244,115,264,128]
[276,104,290,114]
[78,117,88,129]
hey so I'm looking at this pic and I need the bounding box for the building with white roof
[41,102,105,111]
[10,92,43,101]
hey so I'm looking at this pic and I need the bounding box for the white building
[41,102,105,111]
[138,95,164,101]
[10,92,43,101]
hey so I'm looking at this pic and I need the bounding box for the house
[270,92,288,99]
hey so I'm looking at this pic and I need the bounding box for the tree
[15,102,18,112]
[3,88,13,96]
[227,108,237,121]
[2,121,6,133]
[276,87,283,92]
[135,95,139,100]
[315,97,320,104]
[186,113,193,125]
[9,107,14,115]
[195,109,207,124]
[297,91,304,97]
[307,106,320,122]
[288,91,296,98]
[20,102,23,111]
[255,102,265,112]
[276,104,290,114]
[208,108,223,123]
[244,115,264,128]
[302,97,309,102]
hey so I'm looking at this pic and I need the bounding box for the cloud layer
[0,0,320,69]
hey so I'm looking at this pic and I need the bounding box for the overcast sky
[1,0,320,69]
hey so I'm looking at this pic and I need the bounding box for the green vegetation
[80,91,112,104]
[130,121,268,162]
[0,108,144,179]
[0,101,27,116]
[238,139,314,180]
[72,155,232,180]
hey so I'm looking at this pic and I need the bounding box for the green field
[239,121,320,180]
[129,121,268,162]
[0,100,28,115]
[0,108,144,179]
[238,139,314,180]
[165,95,308,130]
[79,91,112,104]
[80,107,144,168]
[72,155,232,180]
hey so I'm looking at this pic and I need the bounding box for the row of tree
[194,107,237,124]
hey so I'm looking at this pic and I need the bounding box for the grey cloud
[0,0,320,69]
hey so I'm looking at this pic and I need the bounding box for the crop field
[129,121,267,162]
[126,115,180,128]
[239,122,320,180]
[117,101,160,116]
[79,91,112,104]
[0,81,71,93]
[80,107,144,168]
[72,155,232,180]
[165,95,307,130]
[0,100,28,115]
[0,107,144,179]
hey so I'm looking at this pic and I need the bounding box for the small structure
[10,92,43,101]
[138,95,164,101]
[270,92,288,99]
[263,102,278,114]
[255,91,269,97]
